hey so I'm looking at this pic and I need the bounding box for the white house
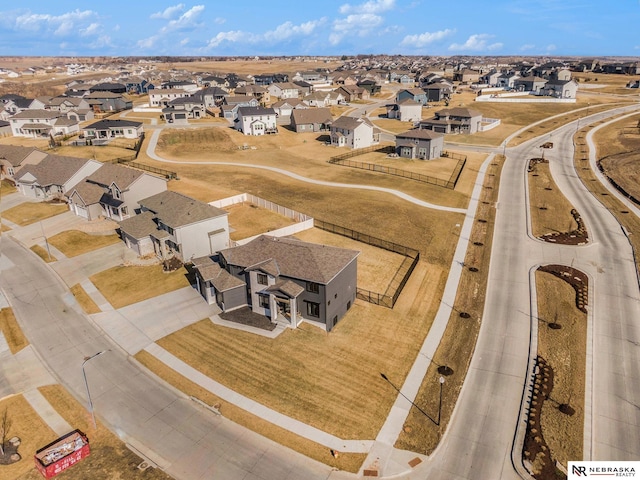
[10,110,79,138]
[82,119,143,142]
[386,98,422,122]
[118,190,230,262]
[148,88,191,107]
[266,82,301,100]
[235,106,278,136]
[330,116,379,149]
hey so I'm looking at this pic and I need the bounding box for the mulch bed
[0,438,21,465]
[539,209,589,246]
[538,264,588,313]
[219,306,276,331]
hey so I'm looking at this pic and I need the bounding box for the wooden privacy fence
[329,146,466,189]
[315,220,420,308]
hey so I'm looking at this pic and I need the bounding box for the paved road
[422,103,640,479]
[0,238,349,480]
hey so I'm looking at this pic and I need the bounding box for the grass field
[533,270,586,472]
[0,308,29,354]
[70,284,101,314]
[49,144,135,162]
[528,160,579,238]
[2,202,68,226]
[47,231,121,257]
[396,155,504,454]
[30,244,56,263]
[226,203,296,241]
[89,265,191,309]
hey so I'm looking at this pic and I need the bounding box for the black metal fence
[329,146,466,189]
[315,219,420,308]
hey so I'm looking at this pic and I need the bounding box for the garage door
[74,204,88,219]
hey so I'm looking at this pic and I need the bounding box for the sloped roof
[0,145,46,167]
[86,163,146,190]
[15,154,89,187]
[219,235,359,284]
[436,107,483,119]
[291,108,333,125]
[331,116,373,131]
[84,119,142,130]
[11,109,61,119]
[196,260,246,291]
[139,190,227,229]
[118,211,158,239]
[66,180,105,204]
[237,106,276,117]
[396,129,445,141]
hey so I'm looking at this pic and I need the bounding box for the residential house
[335,85,370,102]
[0,145,48,181]
[514,76,547,94]
[162,97,206,124]
[48,96,91,114]
[357,79,381,95]
[235,107,278,135]
[386,99,422,122]
[234,85,270,105]
[419,107,483,134]
[9,110,79,138]
[453,69,481,83]
[3,97,34,117]
[292,80,313,96]
[266,82,300,100]
[85,92,131,112]
[389,71,414,84]
[125,77,155,94]
[200,75,229,88]
[395,129,444,160]
[254,73,288,86]
[0,120,10,136]
[479,70,502,86]
[220,95,260,120]
[67,163,167,221]
[303,91,345,108]
[194,235,359,332]
[160,80,199,93]
[271,99,307,124]
[540,79,579,99]
[82,119,144,143]
[148,88,191,107]
[290,108,332,133]
[193,87,228,108]
[15,154,102,200]
[118,190,229,262]
[497,73,521,89]
[89,82,127,94]
[330,116,379,149]
[396,88,428,106]
[424,83,453,102]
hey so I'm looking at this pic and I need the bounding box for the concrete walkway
[23,388,72,436]
[145,129,467,214]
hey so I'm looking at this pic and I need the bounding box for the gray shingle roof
[139,190,227,229]
[86,163,145,190]
[197,262,246,291]
[397,129,445,140]
[219,235,359,284]
[11,109,61,120]
[15,154,89,187]
[66,180,105,204]
[117,211,158,239]
[291,108,333,125]
[0,145,45,167]
[84,119,142,130]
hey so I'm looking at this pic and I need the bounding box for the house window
[121,206,128,216]
[306,282,319,294]
[259,295,270,308]
[257,273,268,285]
[113,186,121,199]
[306,301,320,318]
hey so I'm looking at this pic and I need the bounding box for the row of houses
[1,144,358,332]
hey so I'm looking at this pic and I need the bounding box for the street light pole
[81,350,110,429]
[437,376,445,426]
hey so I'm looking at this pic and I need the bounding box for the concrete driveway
[91,286,221,355]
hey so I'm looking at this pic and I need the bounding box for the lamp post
[82,350,110,429]
[437,376,445,426]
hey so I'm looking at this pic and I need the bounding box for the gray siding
[324,259,357,331]
[221,285,247,311]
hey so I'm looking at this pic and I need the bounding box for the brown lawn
[30,244,56,263]
[528,160,579,238]
[49,145,135,162]
[70,284,101,315]
[0,308,29,354]
[2,202,68,226]
[47,231,121,258]
[89,265,190,309]
[225,203,296,241]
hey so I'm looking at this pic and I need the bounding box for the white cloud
[546,43,557,51]
[264,19,325,42]
[180,37,190,46]
[113,24,120,32]
[214,17,226,25]
[207,30,247,48]
[331,13,384,45]
[80,22,101,37]
[89,35,112,49]
[339,0,395,14]
[151,4,185,20]
[14,9,95,36]
[160,5,205,32]
[137,35,159,49]
[449,34,503,52]
[520,43,535,51]
[400,28,455,47]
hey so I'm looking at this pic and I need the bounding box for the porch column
[290,298,297,327]
[270,295,278,322]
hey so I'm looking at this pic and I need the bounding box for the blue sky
[0,1,638,57]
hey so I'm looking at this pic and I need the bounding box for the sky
[0,0,638,57]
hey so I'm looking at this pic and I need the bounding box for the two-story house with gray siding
[193,235,359,332]
[118,191,229,262]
